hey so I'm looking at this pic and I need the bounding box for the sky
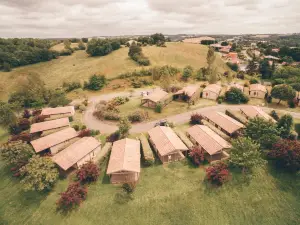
[0,0,300,38]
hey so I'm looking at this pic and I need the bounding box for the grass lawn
[0,127,9,144]
[0,42,229,100]
[0,157,299,225]
[50,43,82,52]
[117,97,217,121]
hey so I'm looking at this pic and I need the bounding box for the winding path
[82,89,300,134]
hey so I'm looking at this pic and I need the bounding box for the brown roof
[30,118,70,134]
[106,138,140,174]
[187,125,231,155]
[30,128,78,153]
[240,106,276,122]
[41,106,75,116]
[203,84,222,94]
[201,111,245,134]
[174,85,199,97]
[53,137,101,171]
[142,89,169,103]
[249,84,267,93]
[148,126,188,156]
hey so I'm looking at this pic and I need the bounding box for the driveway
[83,90,300,134]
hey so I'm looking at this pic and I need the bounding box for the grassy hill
[0,42,229,100]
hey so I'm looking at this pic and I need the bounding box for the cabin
[173,85,201,104]
[227,83,244,92]
[148,126,188,163]
[30,127,78,154]
[187,125,231,162]
[201,111,245,137]
[240,106,276,122]
[106,138,140,184]
[249,84,267,99]
[52,137,101,171]
[141,89,172,108]
[202,84,222,100]
[226,52,239,64]
[41,106,75,120]
[30,118,70,135]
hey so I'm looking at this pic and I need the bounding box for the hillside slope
[0,42,228,100]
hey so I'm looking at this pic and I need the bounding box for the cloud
[0,0,299,38]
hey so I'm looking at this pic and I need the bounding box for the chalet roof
[41,106,75,116]
[249,84,267,93]
[187,125,231,155]
[240,106,276,122]
[52,137,101,171]
[203,84,222,95]
[174,85,199,97]
[30,118,70,134]
[201,111,245,134]
[148,126,188,156]
[30,127,78,153]
[106,138,140,174]
[142,89,169,103]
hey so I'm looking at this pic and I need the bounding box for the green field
[0,157,299,225]
[0,42,229,100]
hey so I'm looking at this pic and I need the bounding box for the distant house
[30,118,70,134]
[249,84,267,99]
[41,106,75,119]
[53,137,101,171]
[201,111,245,137]
[264,55,280,61]
[30,127,78,154]
[226,52,239,64]
[210,43,223,50]
[272,48,280,53]
[187,125,231,162]
[106,138,140,184]
[227,83,244,92]
[173,85,201,104]
[148,126,188,163]
[202,84,222,100]
[141,89,172,108]
[240,106,276,122]
[220,47,230,54]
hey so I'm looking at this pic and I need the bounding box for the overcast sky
[1,0,300,38]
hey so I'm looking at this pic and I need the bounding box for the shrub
[57,182,87,210]
[32,115,49,123]
[128,110,149,122]
[268,139,300,172]
[90,129,100,136]
[81,125,87,130]
[155,103,162,113]
[250,78,259,84]
[225,87,249,104]
[9,124,22,135]
[190,113,203,125]
[78,129,91,137]
[118,117,131,138]
[288,100,296,108]
[189,146,205,166]
[226,62,238,72]
[10,132,31,143]
[76,162,100,184]
[106,131,120,142]
[72,125,80,131]
[270,110,279,121]
[18,118,30,130]
[3,62,11,72]
[267,96,272,103]
[63,81,82,92]
[206,162,230,186]
[23,109,31,119]
[84,75,107,91]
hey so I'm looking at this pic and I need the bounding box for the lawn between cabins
[0,157,299,225]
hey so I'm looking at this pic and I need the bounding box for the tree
[246,59,257,75]
[249,78,259,84]
[20,155,59,191]
[0,141,34,166]
[195,68,205,81]
[155,103,162,113]
[271,84,296,104]
[76,162,100,184]
[268,139,300,172]
[57,182,87,210]
[277,114,294,138]
[225,87,249,104]
[0,101,17,127]
[84,74,107,91]
[81,38,89,43]
[207,47,216,67]
[230,137,265,171]
[48,90,71,107]
[190,113,203,125]
[189,146,205,166]
[207,67,218,84]
[259,60,272,79]
[221,41,228,46]
[245,117,280,149]
[78,41,86,50]
[3,62,11,72]
[182,65,193,81]
[227,71,233,83]
[206,162,230,186]
[118,117,131,137]
[226,62,238,72]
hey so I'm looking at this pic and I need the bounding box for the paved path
[83,90,300,134]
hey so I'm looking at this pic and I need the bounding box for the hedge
[139,134,155,166]
[174,129,193,149]
[225,109,248,125]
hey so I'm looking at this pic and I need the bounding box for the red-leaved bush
[76,162,100,184]
[190,113,203,125]
[189,146,205,166]
[57,182,87,210]
[10,132,31,143]
[206,162,230,186]
[78,129,91,138]
[268,139,300,172]
[23,109,31,119]
[18,118,30,130]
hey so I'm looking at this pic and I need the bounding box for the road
[83,89,300,134]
